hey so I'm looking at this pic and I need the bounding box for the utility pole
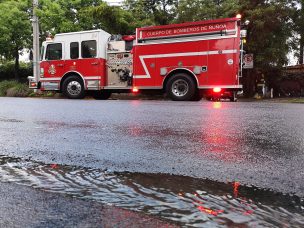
[32,0,40,90]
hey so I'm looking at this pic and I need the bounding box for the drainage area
[0,155,303,227]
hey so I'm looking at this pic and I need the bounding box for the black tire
[62,76,85,99]
[92,90,112,100]
[166,73,196,101]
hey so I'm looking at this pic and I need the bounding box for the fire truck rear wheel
[62,76,85,99]
[166,74,196,101]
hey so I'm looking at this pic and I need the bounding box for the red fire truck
[29,16,245,101]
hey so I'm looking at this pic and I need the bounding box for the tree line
[0,0,303,96]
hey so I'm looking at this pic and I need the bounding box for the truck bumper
[28,76,40,89]
[198,85,243,90]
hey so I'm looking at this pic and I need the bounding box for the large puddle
[0,155,303,227]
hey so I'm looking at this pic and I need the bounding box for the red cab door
[43,42,65,79]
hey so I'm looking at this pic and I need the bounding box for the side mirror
[240,30,247,38]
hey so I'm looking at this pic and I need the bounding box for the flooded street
[0,155,303,227]
[1,98,304,226]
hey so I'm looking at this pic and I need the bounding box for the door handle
[91,62,99,65]
[57,64,64,67]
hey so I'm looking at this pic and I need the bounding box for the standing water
[0,155,303,227]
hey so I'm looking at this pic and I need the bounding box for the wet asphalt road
[0,97,304,197]
[0,182,174,228]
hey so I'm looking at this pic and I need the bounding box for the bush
[6,83,31,97]
[0,61,32,81]
[0,80,32,97]
[0,80,19,96]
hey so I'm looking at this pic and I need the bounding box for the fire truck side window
[81,40,96,58]
[70,42,79,59]
[40,46,45,61]
[45,43,62,60]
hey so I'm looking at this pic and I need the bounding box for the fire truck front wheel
[166,74,196,101]
[62,76,85,99]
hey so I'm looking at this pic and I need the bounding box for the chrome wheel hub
[67,81,82,96]
[172,79,189,97]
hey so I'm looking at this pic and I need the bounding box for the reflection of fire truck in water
[29,15,245,101]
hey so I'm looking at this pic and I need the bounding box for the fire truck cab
[29,17,244,101]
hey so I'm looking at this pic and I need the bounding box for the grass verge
[284,98,304,103]
[0,80,32,97]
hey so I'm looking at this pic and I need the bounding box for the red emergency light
[132,87,139,93]
[213,87,222,93]
[122,35,136,42]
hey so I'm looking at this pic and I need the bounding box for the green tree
[37,0,105,35]
[37,0,135,36]
[89,2,136,34]
[241,0,295,68]
[123,0,154,27]
[239,0,296,95]
[293,0,304,64]
[124,0,178,25]
[177,0,240,22]
[0,0,32,81]
[143,0,178,25]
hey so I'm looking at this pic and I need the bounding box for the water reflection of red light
[50,164,58,169]
[232,182,256,216]
[131,100,140,106]
[129,126,142,136]
[197,206,224,216]
[213,102,222,109]
[233,181,240,197]
[201,102,245,163]
[193,195,224,216]
[193,182,257,218]
[243,210,254,215]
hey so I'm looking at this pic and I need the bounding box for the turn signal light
[213,87,222,93]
